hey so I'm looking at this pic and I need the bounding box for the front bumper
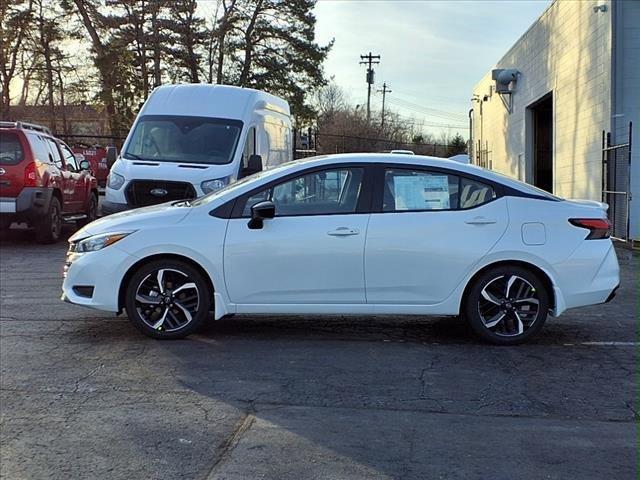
[101,199,130,216]
[62,244,138,312]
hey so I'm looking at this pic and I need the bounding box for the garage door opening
[528,93,553,193]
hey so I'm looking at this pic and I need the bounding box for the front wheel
[124,259,212,339]
[463,266,549,345]
[77,193,98,227]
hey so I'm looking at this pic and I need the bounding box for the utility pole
[377,82,392,128]
[359,52,380,123]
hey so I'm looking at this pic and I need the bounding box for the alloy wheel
[477,275,540,337]
[134,268,200,332]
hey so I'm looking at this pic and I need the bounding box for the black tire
[463,265,549,345]
[0,218,12,231]
[77,193,98,227]
[36,196,62,244]
[124,259,212,339]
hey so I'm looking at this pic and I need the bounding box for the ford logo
[150,188,168,197]
[0,168,5,175]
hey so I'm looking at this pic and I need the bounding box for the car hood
[70,202,192,241]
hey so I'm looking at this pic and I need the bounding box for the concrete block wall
[471,0,635,232]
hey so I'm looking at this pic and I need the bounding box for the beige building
[470,0,639,241]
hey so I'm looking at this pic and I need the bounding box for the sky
[313,0,552,137]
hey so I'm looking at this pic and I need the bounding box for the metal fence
[602,122,632,241]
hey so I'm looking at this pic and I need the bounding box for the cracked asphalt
[0,226,637,479]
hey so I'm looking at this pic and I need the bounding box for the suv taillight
[569,218,611,240]
[24,161,39,187]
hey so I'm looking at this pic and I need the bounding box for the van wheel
[463,265,549,345]
[36,197,62,244]
[77,193,98,227]
[124,259,212,339]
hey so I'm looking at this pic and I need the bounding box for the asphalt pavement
[0,225,637,479]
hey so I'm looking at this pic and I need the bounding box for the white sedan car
[62,154,619,345]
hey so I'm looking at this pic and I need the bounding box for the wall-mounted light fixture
[593,5,607,13]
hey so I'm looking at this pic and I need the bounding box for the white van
[103,84,292,214]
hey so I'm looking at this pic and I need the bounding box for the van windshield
[124,115,242,165]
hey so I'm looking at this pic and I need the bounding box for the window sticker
[393,175,450,210]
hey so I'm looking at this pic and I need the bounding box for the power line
[373,91,468,121]
[359,52,380,123]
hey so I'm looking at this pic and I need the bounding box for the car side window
[459,177,496,209]
[60,144,79,172]
[46,138,64,169]
[243,168,364,217]
[383,169,459,211]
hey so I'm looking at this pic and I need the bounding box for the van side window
[242,127,256,169]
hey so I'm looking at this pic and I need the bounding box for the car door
[45,138,77,213]
[223,165,372,305]
[59,142,86,212]
[365,166,509,305]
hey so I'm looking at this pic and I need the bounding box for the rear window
[0,132,25,165]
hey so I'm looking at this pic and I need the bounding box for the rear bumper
[552,241,620,313]
[0,187,53,221]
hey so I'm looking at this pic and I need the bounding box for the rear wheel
[77,193,98,227]
[0,218,11,231]
[463,265,549,345]
[36,196,62,244]
[124,259,212,339]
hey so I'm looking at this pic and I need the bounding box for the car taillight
[24,161,39,187]
[569,218,611,240]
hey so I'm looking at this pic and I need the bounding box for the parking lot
[0,225,637,479]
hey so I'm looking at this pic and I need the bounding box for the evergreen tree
[447,133,467,156]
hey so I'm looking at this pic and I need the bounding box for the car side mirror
[106,146,118,168]
[79,159,91,170]
[248,200,275,229]
[241,154,263,178]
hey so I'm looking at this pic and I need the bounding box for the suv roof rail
[0,121,52,135]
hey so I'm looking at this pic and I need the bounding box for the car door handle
[465,216,497,225]
[327,227,360,236]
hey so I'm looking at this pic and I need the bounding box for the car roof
[265,153,558,199]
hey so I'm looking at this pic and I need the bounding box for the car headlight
[201,176,230,194]
[74,232,133,253]
[107,172,125,190]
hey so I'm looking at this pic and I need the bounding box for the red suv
[0,122,98,243]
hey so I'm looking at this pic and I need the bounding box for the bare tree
[0,0,33,118]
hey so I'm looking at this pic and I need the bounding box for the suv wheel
[36,196,62,244]
[77,193,98,227]
[124,259,212,339]
[463,265,549,345]
[0,218,11,231]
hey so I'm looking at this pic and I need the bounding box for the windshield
[124,115,242,165]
